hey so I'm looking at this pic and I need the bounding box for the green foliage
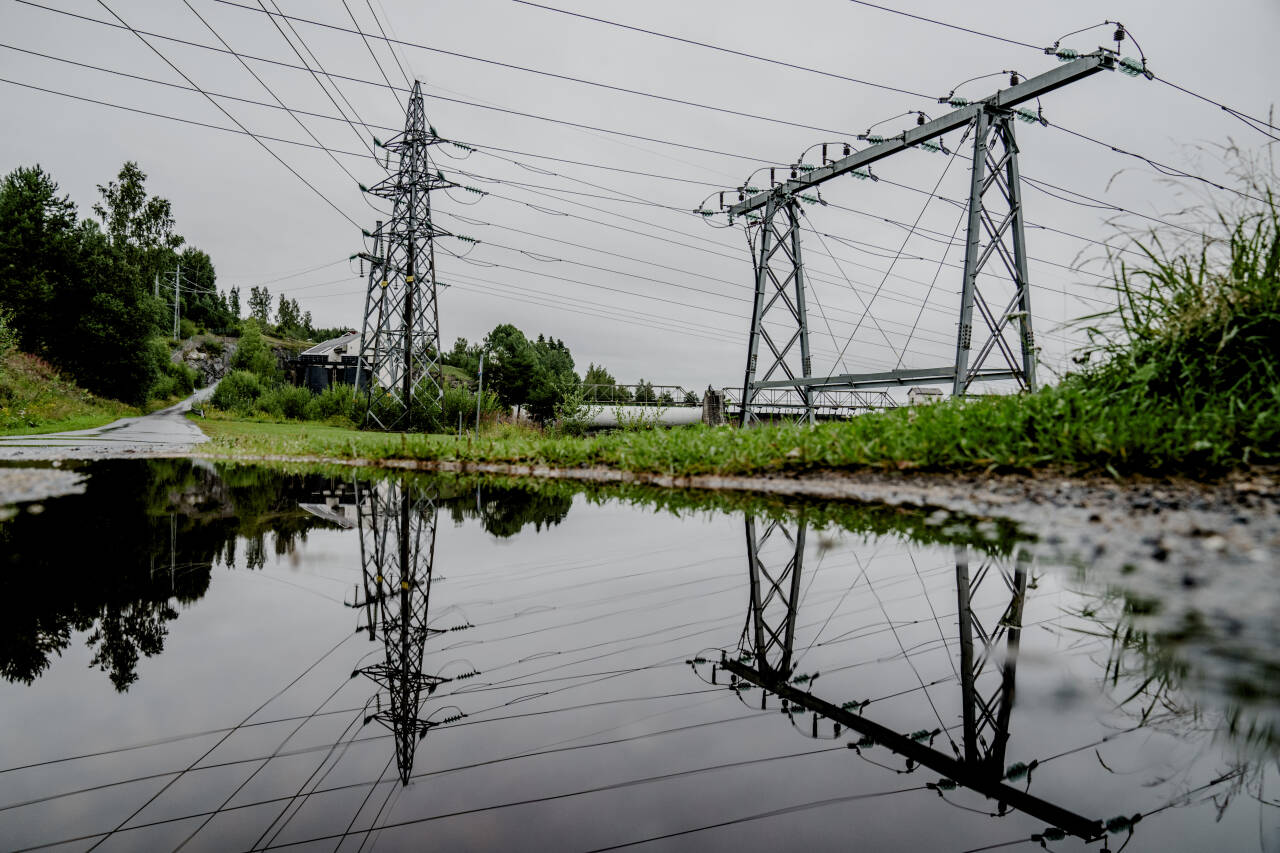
[256,384,312,420]
[210,369,266,414]
[178,317,198,340]
[303,384,362,425]
[0,308,16,368]
[440,384,502,432]
[552,381,600,436]
[230,319,279,382]
[145,337,198,401]
[478,324,581,421]
[92,161,183,253]
[0,161,216,405]
[248,285,272,325]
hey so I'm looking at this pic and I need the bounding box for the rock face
[174,337,236,387]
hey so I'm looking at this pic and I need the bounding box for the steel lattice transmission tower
[726,54,1119,425]
[357,81,457,430]
[351,477,449,785]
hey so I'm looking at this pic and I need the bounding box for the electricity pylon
[356,81,456,430]
[720,536,1101,840]
[351,477,448,785]
[727,54,1119,424]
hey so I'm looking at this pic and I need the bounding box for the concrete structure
[293,331,364,394]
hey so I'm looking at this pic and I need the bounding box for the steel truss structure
[728,55,1116,424]
[722,386,894,420]
[357,81,455,430]
[351,477,448,785]
[723,528,1100,839]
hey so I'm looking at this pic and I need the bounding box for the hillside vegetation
[0,351,137,435]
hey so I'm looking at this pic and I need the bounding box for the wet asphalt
[0,386,214,461]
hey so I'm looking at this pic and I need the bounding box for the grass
[0,352,138,435]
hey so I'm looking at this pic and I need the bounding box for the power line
[208,0,873,138]
[339,0,403,111]
[1050,121,1270,205]
[257,0,384,163]
[507,0,933,100]
[84,0,361,230]
[10,1,779,164]
[842,0,1041,51]
[1154,75,1280,143]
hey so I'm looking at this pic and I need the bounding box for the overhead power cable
[82,0,360,229]
[339,0,403,110]
[258,0,384,162]
[507,0,932,100]
[1051,122,1270,205]
[12,1,780,164]
[842,0,1041,51]
[1154,75,1280,143]
[177,0,377,210]
[208,0,872,137]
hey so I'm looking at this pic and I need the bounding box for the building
[291,331,365,393]
[907,386,944,406]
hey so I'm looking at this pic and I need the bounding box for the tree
[177,247,232,332]
[248,285,272,325]
[483,324,537,417]
[63,221,162,403]
[0,165,78,355]
[230,318,279,381]
[276,294,302,335]
[92,161,183,254]
[634,378,656,403]
[228,286,241,319]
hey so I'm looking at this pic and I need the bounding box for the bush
[230,319,279,382]
[305,384,362,424]
[179,317,198,340]
[211,369,265,413]
[256,384,312,420]
[0,308,17,375]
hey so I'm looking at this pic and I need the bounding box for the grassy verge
[0,352,138,435]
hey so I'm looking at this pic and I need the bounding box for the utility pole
[723,54,1118,424]
[356,81,458,430]
[474,350,485,436]
[172,260,182,341]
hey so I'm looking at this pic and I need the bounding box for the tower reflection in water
[716,514,1108,846]
[348,477,466,786]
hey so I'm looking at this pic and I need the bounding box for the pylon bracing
[357,81,455,430]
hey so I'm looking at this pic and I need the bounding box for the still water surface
[0,460,1275,852]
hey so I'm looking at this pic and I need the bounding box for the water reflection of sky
[0,460,1275,852]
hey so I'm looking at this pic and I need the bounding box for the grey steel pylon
[357,81,456,430]
[952,110,1038,396]
[352,477,447,785]
[741,197,814,427]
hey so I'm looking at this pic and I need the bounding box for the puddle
[0,460,1276,851]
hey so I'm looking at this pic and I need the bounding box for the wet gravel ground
[0,464,87,515]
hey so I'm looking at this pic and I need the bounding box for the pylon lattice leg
[742,516,806,680]
[741,198,814,426]
[953,110,1038,396]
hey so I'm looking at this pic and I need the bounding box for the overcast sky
[1,0,1277,392]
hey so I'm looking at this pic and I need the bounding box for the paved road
[0,386,215,460]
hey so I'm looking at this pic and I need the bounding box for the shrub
[179,317,198,340]
[230,319,279,382]
[211,369,265,413]
[256,384,312,420]
[305,384,362,424]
